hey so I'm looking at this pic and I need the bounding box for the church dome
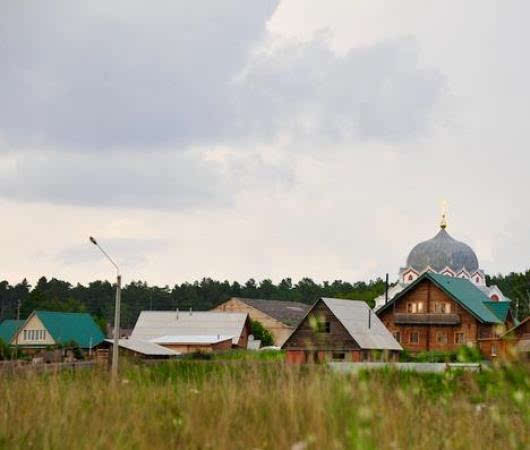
[406,228,479,274]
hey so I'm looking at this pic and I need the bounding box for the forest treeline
[0,270,529,329]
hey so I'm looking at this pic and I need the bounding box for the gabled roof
[229,298,310,326]
[484,301,512,322]
[0,320,24,343]
[377,272,502,324]
[106,339,179,356]
[283,298,402,351]
[21,311,105,347]
[131,311,249,345]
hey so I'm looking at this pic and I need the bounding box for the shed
[282,298,402,364]
[103,339,180,359]
[130,311,251,349]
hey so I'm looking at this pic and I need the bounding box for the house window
[446,303,451,313]
[417,302,424,313]
[491,344,497,357]
[393,331,401,343]
[437,333,448,344]
[490,294,499,302]
[410,332,419,344]
[332,352,345,361]
[455,332,465,344]
[440,303,446,313]
[475,277,479,283]
[317,322,331,333]
[408,274,413,281]
[408,303,419,313]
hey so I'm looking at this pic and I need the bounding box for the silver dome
[406,228,479,273]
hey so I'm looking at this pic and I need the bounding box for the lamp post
[89,236,121,379]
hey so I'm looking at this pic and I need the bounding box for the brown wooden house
[212,298,310,346]
[479,316,530,360]
[282,298,402,364]
[376,272,516,358]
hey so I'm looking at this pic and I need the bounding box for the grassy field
[0,358,528,450]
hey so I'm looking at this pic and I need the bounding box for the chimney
[385,273,389,304]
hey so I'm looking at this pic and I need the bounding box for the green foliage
[57,339,84,360]
[0,360,529,449]
[250,319,274,346]
[0,338,12,360]
[94,316,107,336]
[399,346,484,363]
[1,269,528,330]
[0,275,387,328]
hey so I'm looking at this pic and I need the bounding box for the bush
[250,319,274,346]
[0,338,12,360]
[399,346,484,363]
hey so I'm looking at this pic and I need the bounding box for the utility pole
[89,236,121,380]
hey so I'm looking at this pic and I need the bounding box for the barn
[282,298,402,364]
[212,297,310,346]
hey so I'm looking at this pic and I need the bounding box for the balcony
[394,313,460,325]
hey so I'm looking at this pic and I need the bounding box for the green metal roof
[378,273,502,324]
[428,274,502,324]
[483,301,511,322]
[34,311,105,347]
[0,320,24,344]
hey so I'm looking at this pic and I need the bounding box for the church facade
[374,218,516,358]
[374,221,510,310]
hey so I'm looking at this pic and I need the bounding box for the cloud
[0,1,444,210]
[0,149,237,209]
[0,0,279,150]
[234,35,444,144]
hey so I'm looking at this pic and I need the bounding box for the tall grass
[0,360,528,449]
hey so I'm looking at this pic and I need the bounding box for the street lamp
[89,236,121,379]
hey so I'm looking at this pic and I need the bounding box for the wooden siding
[161,338,233,354]
[283,300,359,351]
[378,279,496,353]
[212,299,293,346]
[11,315,55,347]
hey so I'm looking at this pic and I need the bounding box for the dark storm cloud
[0,1,444,209]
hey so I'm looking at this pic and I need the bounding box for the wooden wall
[378,279,496,353]
[213,299,293,346]
[283,300,359,352]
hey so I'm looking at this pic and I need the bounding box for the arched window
[475,277,479,283]
[490,294,499,302]
[408,274,413,281]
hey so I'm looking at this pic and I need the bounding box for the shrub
[250,319,274,346]
[0,338,12,360]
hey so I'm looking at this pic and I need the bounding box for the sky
[1,0,529,286]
